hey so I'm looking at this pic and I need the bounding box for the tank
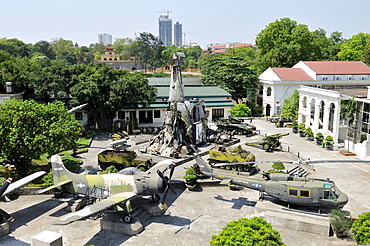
[97,149,153,171]
[215,117,256,135]
[208,145,255,172]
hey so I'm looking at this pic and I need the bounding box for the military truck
[98,149,154,171]
[215,117,256,135]
[208,145,256,172]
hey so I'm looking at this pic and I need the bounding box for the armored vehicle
[208,145,255,172]
[98,149,154,171]
[215,117,256,135]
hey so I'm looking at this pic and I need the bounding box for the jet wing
[36,179,73,194]
[54,192,136,225]
[1,171,46,198]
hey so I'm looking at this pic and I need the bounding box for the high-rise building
[174,21,182,47]
[98,33,113,46]
[158,15,172,46]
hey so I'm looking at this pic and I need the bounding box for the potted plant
[323,135,334,149]
[329,209,352,238]
[315,132,324,145]
[291,121,298,133]
[183,167,198,190]
[298,123,306,137]
[304,127,314,141]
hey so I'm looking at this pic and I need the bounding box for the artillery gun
[246,132,289,152]
[208,145,256,173]
[215,117,256,135]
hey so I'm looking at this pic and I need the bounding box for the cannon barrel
[265,132,289,138]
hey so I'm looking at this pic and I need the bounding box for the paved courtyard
[0,119,368,245]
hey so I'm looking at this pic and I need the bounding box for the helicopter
[195,155,348,208]
[37,154,177,224]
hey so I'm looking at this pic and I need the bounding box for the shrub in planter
[329,209,352,238]
[352,212,370,245]
[315,132,324,145]
[292,120,298,133]
[305,127,314,140]
[298,123,306,137]
[323,135,334,149]
[183,167,198,188]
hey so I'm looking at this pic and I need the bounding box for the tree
[34,40,56,60]
[0,99,81,177]
[200,47,258,100]
[229,104,252,117]
[113,38,133,60]
[255,18,321,72]
[352,212,370,244]
[312,29,345,61]
[338,32,370,63]
[340,98,359,126]
[281,90,299,120]
[210,217,284,245]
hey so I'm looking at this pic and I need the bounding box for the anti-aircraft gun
[246,132,289,152]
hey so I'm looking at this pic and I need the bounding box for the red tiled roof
[302,61,370,75]
[272,68,314,81]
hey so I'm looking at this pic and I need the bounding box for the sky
[1,0,369,48]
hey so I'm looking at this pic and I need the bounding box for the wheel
[262,142,270,150]
[122,213,132,223]
[152,194,160,204]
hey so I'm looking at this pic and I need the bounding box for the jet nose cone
[338,192,349,207]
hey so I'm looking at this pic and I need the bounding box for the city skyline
[1,0,369,48]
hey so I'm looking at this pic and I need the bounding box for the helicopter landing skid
[282,205,330,217]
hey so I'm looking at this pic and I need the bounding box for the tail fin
[195,156,213,175]
[51,154,74,185]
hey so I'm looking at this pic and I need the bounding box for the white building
[98,33,113,46]
[258,61,370,117]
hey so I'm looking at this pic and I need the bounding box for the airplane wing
[36,179,73,194]
[54,192,136,225]
[146,159,175,174]
[1,171,46,198]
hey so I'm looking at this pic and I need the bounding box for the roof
[155,86,232,98]
[272,68,314,81]
[302,61,370,75]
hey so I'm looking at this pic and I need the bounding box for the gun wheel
[262,142,270,150]
[122,213,133,224]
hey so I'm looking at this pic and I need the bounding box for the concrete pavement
[1,119,368,245]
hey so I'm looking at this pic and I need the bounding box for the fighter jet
[0,171,46,222]
[37,155,177,224]
[195,156,348,208]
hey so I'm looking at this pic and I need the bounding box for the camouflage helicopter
[37,155,177,224]
[195,156,348,208]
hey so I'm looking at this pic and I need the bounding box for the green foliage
[315,132,324,141]
[291,120,298,129]
[272,162,285,171]
[304,127,314,137]
[0,177,6,186]
[338,32,370,63]
[298,123,306,132]
[229,104,252,117]
[340,98,360,126]
[329,209,352,237]
[324,135,334,145]
[183,167,198,185]
[281,90,299,120]
[41,171,54,186]
[255,17,321,72]
[352,212,370,245]
[210,217,285,246]
[0,99,81,177]
[101,165,119,174]
[200,47,258,100]
[361,134,367,143]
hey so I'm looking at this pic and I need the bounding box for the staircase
[287,166,309,177]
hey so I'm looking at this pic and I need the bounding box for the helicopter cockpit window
[300,189,310,198]
[324,190,335,199]
[288,188,298,197]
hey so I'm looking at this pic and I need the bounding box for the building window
[303,96,307,108]
[154,110,160,118]
[75,112,83,120]
[139,110,153,123]
[212,108,224,122]
[259,86,263,95]
[267,87,272,96]
[310,98,316,126]
[288,188,298,197]
[118,111,125,120]
[319,101,324,129]
[300,190,310,198]
[329,103,335,132]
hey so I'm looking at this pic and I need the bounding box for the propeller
[0,178,14,222]
[0,208,14,222]
[0,178,12,198]
[157,162,177,204]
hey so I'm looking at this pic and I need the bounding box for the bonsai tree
[210,217,284,246]
[352,212,370,245]
[270,162,285,173]
[291,120,298,133]
[305,127,314,140]
[298,123,306,137]
[324,135,334,148]
[183,167,198,186]
[315,132,324,144]
[329,209,352,237]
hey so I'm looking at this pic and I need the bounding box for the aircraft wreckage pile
[143,53,230,158]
